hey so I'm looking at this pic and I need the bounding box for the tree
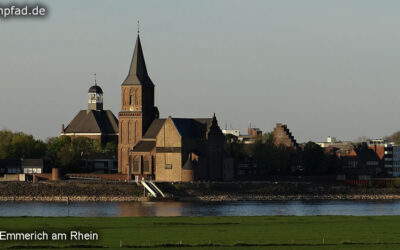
[225,134,247,161]
[249,133,294,175]
[0,129,14,158]
[45,136,73,172]
[386,131,400,144]
[302,142,327,175]
[71,137,102,157]
[104,142,117,155]
[0,130,46,159]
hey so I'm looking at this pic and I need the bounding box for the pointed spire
[122,34,154,86]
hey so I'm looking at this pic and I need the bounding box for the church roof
[171,118,213,138]
[138,116,218,143]
[143,119,166,139]
[122,35,154,86]
[64,110,118,134]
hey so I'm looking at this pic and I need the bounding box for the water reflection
[1,201,400,217]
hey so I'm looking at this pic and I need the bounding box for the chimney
[61,124,65,134]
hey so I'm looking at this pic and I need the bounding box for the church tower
[118,34,159,174]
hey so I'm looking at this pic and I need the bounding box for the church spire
[122,34,154,86]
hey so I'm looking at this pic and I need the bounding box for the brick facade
[273,123,299,150]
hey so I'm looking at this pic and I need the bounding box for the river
[1,200,400,216]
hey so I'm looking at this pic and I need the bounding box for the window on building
[133,157,140,172]
[165,164,172,169]
[143,158,150,172]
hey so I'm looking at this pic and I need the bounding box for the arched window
[143,156,150,173]
[129,88,136,106]
[135,90,138,105]
[133,156,140,172]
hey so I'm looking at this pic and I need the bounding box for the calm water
[1,201,400,217]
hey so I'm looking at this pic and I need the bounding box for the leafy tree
[45,136,72,172]
[72,137,102,157]
[302,141,327,175]
[225,134,247,161]
[386,131,400,144]
[0,129,14,158]
[104,142,117,155]
[0,130,46,159]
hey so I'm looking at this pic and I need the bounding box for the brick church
[61,79,119,145]
[118,34,233,182]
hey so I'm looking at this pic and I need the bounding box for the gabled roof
[141,116,218,140]
[122,35,154,86]
[64,110,118,134]
[143,119,166,139]
[21,159,43,168]
[354,148,380,162]
[171,118,212,138]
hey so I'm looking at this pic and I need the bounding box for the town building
[0,159,44,181]
[61,80,119,145]
[82,153,118,174]
[222,127,262,144]
[273,123,299,150]
[378,142,400,177]
[340,147,381,179]
[222,129,240,137]
[316,136,353,157]
[21,159,44,174]
[118,34,232,182]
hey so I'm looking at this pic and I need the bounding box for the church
[118,34,233,182]
[61,78,119,145]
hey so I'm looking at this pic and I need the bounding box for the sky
[1,0,400,143]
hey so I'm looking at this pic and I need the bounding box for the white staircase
[140,180,165,198]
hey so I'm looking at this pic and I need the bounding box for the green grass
[1,216,400,249]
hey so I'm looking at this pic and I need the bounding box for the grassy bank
[1,216,400,249]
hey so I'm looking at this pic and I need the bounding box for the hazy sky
[1,0,400,143]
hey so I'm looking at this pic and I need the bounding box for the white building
[222,129,240,137]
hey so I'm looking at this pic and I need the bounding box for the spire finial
[94,73,97,86]
[137,20,140,34]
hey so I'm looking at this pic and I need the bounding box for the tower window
[129,95,134,105]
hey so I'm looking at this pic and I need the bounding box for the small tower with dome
[88,74,103,110]
[61,74,118,145]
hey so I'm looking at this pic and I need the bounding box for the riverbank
[1,216,400,249]
[3,194,400,202]
[2,181,400,202]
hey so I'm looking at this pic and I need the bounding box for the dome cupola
[88,74,103,110]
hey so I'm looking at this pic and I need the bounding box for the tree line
[226,133,339,177]
[0,129,117,173]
